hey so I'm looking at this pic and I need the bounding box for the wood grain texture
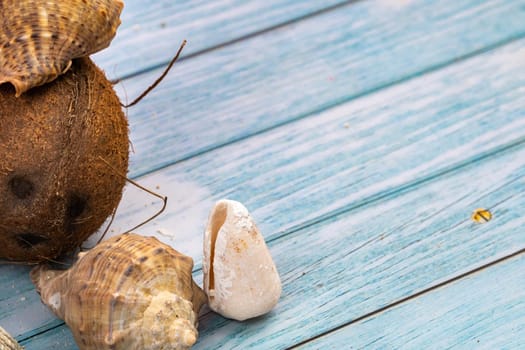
[115,0,525,177]
[4,1,525,347]
[20,136,525,349]
[298,253,525,350]
[21,326,77,350]
[190,145,525,349]
[0,264,59,340]
[4,35,525,343]
[92,0,347,79]
[96,37,525,260]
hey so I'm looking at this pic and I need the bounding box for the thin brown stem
[121,40,187,108]
[98,156,168,235]
[91,205,118,246]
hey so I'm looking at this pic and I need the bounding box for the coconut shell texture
[31,233,207,350]
[0,0,123,96]
[0,57,129,263]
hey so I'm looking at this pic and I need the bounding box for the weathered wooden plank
[92,0,347,79]
[0,265,31,302]
[5,36,525,342]
[20,136,525,349]
[0,264,59,340]
[117,0,525,177]
[97,37,525,258]
[298,253,525,349]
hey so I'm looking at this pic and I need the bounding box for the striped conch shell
[0,0,123,96]
[31,233,207,350]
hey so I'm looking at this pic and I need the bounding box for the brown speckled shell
[31,233,207,350]
[0,0,123,96]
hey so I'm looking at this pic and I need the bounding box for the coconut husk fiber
[0,57,129,263]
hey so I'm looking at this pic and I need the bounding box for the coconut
[0,57,129,263]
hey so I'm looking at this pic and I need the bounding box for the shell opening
[0,80,25,97]
[208,202,228,293]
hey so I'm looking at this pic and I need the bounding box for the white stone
[203,199,281,321]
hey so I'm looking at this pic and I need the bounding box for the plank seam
[17,22,525,349]
[117,0,363,81]
[131,31,525,180]
[190,137,525,277]
[17,320,64,344]
[287,247,525,349]
[270,136,525,242]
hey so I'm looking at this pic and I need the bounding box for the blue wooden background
[1,0,525,348]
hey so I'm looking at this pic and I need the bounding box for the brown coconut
[0,57,129,263]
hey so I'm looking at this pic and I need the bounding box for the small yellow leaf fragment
[471,208,492,223]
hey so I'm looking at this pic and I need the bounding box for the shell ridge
[31,233,206,349]
[0,0,123,95]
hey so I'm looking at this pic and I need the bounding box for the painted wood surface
[191,144,525,349]
[10,43,525,348]
[92,0,348,80]
[298,252,525,350]
[112,0,525,178]
[92,38,525,262]
[3,23,525,345]
[20,130,525,349]
[1,0,524,348]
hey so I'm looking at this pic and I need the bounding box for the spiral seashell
[0,0,123,96]
[31,233,207,350]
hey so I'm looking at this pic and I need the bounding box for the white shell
[203,199,281,321]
